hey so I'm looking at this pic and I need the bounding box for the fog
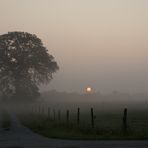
[1,1,148,145]
[33,90,148,113]
[0,0,148,93]
[1,90,148,119]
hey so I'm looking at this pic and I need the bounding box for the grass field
[18,108,148,140]
[2,110,11,130]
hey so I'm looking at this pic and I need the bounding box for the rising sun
[85,87,92,93]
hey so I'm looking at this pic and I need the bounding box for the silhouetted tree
[0,32,59,101]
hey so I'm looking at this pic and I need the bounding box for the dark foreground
[0,112,148,148]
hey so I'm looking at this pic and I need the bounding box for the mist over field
[36,90,148,112]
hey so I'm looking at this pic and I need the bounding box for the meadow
[17,104,148,140]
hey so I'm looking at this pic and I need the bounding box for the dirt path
[0,112,148,148]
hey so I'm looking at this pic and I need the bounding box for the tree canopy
[0,32,59,101]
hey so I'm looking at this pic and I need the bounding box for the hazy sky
[0,0,148,93]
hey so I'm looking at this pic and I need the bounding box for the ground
[0,111,148,148]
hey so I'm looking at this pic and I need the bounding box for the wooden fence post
[66,110,69,123]
[91,108,94,128]
[122,108,127,133]
[53,109,56,121]
[38,106,41,115]
[48,107,50,119]
[77,108,80,125]
[58,110,61,121]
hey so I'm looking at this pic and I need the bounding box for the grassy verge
[2,111,11,130]
[18,112,148,140]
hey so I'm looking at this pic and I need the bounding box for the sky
[0,0,148,93]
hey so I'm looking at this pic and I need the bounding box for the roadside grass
[2,111,11,130]
[18,110,148,140]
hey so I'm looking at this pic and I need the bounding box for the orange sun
[86,87,92,93]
